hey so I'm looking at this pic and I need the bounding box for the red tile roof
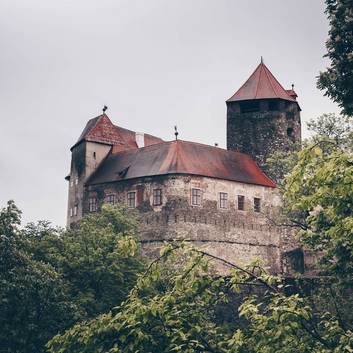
[87,140,276,188]
[227,61,297,103]
[71,114,163,151]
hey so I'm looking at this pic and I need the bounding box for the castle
[66,60,313,275]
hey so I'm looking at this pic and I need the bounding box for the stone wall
[226,99,301,171]
[83,174,300,274]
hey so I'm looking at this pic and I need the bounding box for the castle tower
[66,114,124,226]
[226,60,301,171]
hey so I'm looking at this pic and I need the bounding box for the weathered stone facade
[226,99,301,171]
[83,174,305,274]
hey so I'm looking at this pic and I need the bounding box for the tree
[47,244,353,353]
[24,203,145,320]
[317,0,353,116]
[0,201,145,353]
[0,201,77,353]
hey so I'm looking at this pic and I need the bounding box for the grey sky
[0,0,339,226]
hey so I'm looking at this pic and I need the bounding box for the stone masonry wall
[227,99,301,172]
[83,174,300,274]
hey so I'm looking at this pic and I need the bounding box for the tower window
[75,177,79,185]
[127,191,136,208]
[70,207,73,217]
[219,192,228,209]
[93,152,96,159]
[287,127,294,137]
[237,195,245,210]
[73,205,78,216]
[191,188,202,206]
[105,194,115,204]
[89,197,97,212]
[153,189,162,206]
[240,101,259,113]
[254,198,261,212]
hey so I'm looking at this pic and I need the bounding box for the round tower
[226,60,301,171]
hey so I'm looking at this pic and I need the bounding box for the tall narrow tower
[226,60,301,171]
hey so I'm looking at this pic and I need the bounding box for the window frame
[191,188,202,206]
[219,192,228,209]
[127,191,136,208]
[237,195,245,211]
[88,197,97,212]
[105,194,116,205]
[153,188,163,206]
[254,197,261,213]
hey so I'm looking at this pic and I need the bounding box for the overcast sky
[0,0,339,226]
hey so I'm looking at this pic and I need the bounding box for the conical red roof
[227,61,296,102]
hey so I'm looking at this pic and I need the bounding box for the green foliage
[0,201,77,353]
[0,202,144,353]
[284,144,353,285]
[317,0,353,116]
[307,113,353,150]
[47,245,353,353]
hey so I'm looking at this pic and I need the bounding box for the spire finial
[291,83,295,90]
[102,105,108,113]
[260,56,264,64]
[174,125,179,140]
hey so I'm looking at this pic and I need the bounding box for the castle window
[237,195,245,210]
[105,194,115,204]
[75,177,79,185]
[70,207,73,217]
[219,192,228,209]
[191,188,202,206]
[240,101,259,113]
[89,197,97,212]
[254,198,261,212]
[93,151,96,159]
[127,191,136,208]
[70,179,74,187]
[73,205,78,216]
[287,127,294,137]
[153,189,162,206]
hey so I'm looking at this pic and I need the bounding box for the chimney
[135,132,145,148]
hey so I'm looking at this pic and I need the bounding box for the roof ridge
[262,63,278,98]
[263,64,293,100]
[254,63,263,99]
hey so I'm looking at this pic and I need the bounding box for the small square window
[73,205,78,216]
[153,189,162,206]
[89,197,97,212]
[219,192,228,209]
[254,198,261,212]
[237,195,245,210]
[127,191,136,208]
[191,188,202,206]
[105,194,115,204]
